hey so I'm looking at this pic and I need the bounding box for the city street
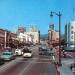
[0,46,58,75]
[0,0,75,75]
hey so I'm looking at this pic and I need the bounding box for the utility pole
[50,11,62,66]
[51,30,52,46]
[59,12,62,66]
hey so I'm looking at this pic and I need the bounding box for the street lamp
[50,11,62,66]
[38,30,40,44]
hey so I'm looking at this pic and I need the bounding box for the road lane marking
[19,58,38,75]
[30,57,52,60]
[15,61,51,64]
[25,58,52,62]
[0,58,23,72]
[19,63,34,75]
[21,57,52,61]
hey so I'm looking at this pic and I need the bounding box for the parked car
[1,51,16,61]
[0,58,4,65]
[15,48,23,56]
[22,47,32,58]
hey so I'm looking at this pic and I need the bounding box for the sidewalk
[53,47,74,75]
[56,58,74,75]
[50,63,58,75]
[59,64,73,75]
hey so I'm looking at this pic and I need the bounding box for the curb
[54,63,61,75]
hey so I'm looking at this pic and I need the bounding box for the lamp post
[51,30,53,45]
[50,11,62,66]
[38,30,40,44]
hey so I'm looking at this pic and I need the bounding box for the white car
[23,50,32,58]
[15,48,23,56]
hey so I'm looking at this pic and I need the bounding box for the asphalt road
[0,45,58,75]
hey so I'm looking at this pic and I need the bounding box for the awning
[64,47,75,52]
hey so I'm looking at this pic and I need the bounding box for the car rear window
[23,50,31,53]
[3,53,11,55]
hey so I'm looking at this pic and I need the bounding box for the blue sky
[0,0,75,34]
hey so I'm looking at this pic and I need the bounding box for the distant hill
[40,34,48,40]
[40,34,65,40]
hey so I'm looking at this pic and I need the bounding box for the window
[71,26,73,29]
[71,31,73,34]
[56,38,59,40]
[71,36,73,39]
[70,41,74,45]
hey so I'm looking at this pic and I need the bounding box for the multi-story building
[28,26,40,44]
[9,32,18,47]
[48,30,59,44]
[65,20,75,51]
[18,25,26,33]
[0,29,5,47]
[17,25,40,44]
[0,28,17,48]
[48,24,59,46]
[17,33,32,43]
[26,32,40,44]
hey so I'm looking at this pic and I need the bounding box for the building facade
[48,24,59,46]
[0,29,5,48]
[65,21,75,49]
[18,26,26,33]
[26,32,40,44]
[0,29,17,48]
[48,30,59,45]
[17,25,40,45]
